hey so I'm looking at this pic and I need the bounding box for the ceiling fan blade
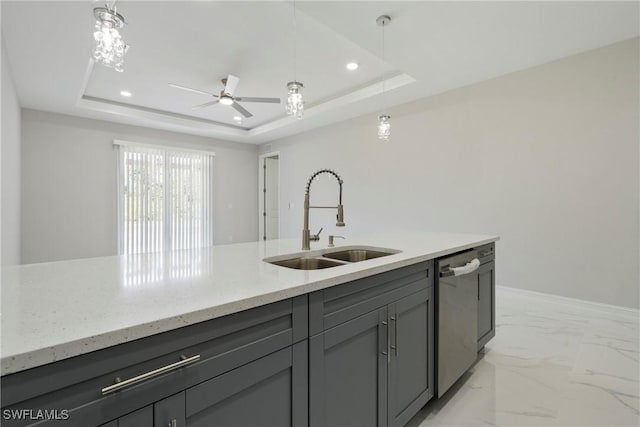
[231,102,253,118]
[224,74,240,96]
[169,83,217,97]
[234,97,281,104]
[192,100,219,110]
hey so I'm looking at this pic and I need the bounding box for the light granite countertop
[1,231,498,376]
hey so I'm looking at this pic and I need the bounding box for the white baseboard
[496,285,640,318]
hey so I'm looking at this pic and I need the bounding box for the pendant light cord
[293,0,297,82]
[380,19,386,117]
[382,21,385,94]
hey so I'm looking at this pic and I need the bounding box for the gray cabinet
[100,392,183,427]
[155,392,185,427]
[2,258,461,427]
[477,260,495,350]
[117,407,152,427]
[388,288,434,427]
[309,308,389,427]
[100,343,307,427]
[186,342,307,427]
[99,406,151,427]
[309,262,434,427]
[2,297,307,427]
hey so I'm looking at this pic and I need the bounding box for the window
[116,142,214,255]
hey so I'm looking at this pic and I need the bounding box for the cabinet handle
[169,420,177,427]
[382,320,390,363]
[391,316,398,357]
[101,354,200,395]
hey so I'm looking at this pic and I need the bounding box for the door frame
[258,151,281,241]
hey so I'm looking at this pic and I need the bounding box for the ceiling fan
[168,74,280,118]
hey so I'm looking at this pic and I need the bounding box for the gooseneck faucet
[302,169,345,250]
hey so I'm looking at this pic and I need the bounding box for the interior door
[263,156,279,240]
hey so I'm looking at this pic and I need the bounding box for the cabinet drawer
[309,261,433,335]
[1,296,307,427]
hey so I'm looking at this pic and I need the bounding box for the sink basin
[268,257,347,270]
[323,249,396,263]
[264,246,401,270]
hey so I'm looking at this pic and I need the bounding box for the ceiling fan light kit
[219,96,234,106]
[169,74,281,121]
[92,1,128,72]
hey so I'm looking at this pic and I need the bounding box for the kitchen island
[1,231,498,426]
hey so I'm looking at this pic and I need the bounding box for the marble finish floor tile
[407,287,640,427]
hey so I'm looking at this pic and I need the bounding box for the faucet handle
[310,227,323,242]
[328,235,345,247]
[336,204,345,227]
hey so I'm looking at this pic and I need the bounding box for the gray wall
[21,110,259,264]
[264,39,640,309]
[1,35,21,266]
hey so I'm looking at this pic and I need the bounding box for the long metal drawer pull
[101,354,201,395]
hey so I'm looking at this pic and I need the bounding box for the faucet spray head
[336,204,345,227]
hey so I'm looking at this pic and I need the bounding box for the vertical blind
[117,144,214,255]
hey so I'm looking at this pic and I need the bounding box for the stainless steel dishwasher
[436,249,481,397]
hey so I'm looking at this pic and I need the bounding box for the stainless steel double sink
[264,246,401,270]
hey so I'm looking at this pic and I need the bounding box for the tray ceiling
[2,1,638,144]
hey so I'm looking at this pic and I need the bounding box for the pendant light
[376,15,391,141]
[92,1,129,72]
[286,0,305,119]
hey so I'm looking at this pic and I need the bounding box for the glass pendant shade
[92,6,128,72]
[376,15,392,141]
[377,115,391,141]
[286,81,304,120]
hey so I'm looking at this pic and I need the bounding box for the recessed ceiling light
[233,116,242,121]
[346,62,359,71]
[120,90,132,97]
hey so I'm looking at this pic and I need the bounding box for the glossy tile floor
[408,287,640,427]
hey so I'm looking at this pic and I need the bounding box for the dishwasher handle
[440,258,480,277]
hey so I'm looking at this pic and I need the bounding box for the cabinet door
[154,392,185,427]
[103,393,183,427]
[388,288,434,427]
[477,261,496,350]
[309,307,389,427]
[184,342,307,427]
[117,406,153,427]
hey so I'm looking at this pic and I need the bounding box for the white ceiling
[2,1,638,144]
